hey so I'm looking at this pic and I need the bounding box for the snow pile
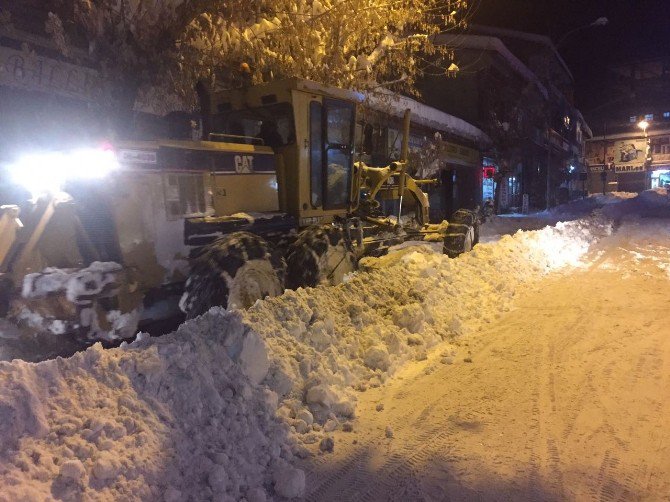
[481,192,639,243]
[0,312,301,501]
[0,215,614,499]
[549,192,637,217]
[590,191,639,205]
[15,262,138,341]
[22,262,123,304]
[601,188,670,221]
[242,217,612,440]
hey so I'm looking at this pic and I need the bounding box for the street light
[638,120,652,165]
[556,17,609,48]
[638,120,649,135]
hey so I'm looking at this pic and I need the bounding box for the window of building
[651,136,670,155]
[664,112,670,120]
[645,113,654,121]
[629,116,637,123]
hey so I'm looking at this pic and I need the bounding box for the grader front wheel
[443,222,475,258]
[285,225,356,290]
[180,232,285,319]
[449,209,480,246]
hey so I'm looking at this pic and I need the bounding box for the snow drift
[0,213,618,499]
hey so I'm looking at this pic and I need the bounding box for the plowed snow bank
[0,216,614,500]
[243,218,612,438]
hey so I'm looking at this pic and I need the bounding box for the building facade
[420,26,591,212]
[586,127,670,193]
[582,56,670,193]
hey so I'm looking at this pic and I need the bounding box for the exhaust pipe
[195,79,212,140]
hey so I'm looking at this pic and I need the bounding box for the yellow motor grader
[0,78,479,343]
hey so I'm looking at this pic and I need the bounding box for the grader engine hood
[114,141,284,280]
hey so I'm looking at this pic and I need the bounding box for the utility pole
[546,128,552,210]
[601,121,608,195]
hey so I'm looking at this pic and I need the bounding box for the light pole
[546,17,608,205]
[556,17,609,48]
[638,120,652,187]
[638,119,650,162]
[638,119,649,140]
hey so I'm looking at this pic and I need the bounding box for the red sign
[483,166,496,179]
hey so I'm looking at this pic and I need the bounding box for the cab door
[309,98,356,211]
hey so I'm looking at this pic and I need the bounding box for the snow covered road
[302,219,670,501]
[1,192,668,500]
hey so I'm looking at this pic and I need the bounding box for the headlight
[8,148,119,198]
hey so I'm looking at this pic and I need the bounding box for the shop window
[664,112,670,120]
[629,116,637,123]
[645,113,654,121]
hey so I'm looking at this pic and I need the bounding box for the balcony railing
[651,152,670,163]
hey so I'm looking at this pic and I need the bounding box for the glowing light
[638,120,649,131]
[8,148,119,198]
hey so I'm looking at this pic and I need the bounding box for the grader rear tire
[285,225,356,290]
[180,232,285,319]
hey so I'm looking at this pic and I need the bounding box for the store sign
[0,46,103,101]
[118,149,158,165]
[586,138,648,169]
[615,164,646,173]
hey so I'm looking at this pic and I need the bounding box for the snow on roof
[294,79,366,103]
[468,24,574,82]
[433,33,592,138]
[364,87,491,146]
[434,33,549,99]
[295,79,490,146]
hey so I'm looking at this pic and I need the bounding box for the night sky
[470,0,670,117]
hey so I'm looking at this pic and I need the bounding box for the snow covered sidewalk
[480,191,639,243]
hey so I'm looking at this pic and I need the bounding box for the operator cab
[206,79,361,227]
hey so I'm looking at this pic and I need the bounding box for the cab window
[323,99,355,209]
[212,103,295,148]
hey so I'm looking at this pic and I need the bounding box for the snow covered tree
[181,0,468,95]
[46,0,468,127]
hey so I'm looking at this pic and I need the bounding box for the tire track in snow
[307,415,461,501]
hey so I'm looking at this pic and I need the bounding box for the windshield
[211,103,295,149]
